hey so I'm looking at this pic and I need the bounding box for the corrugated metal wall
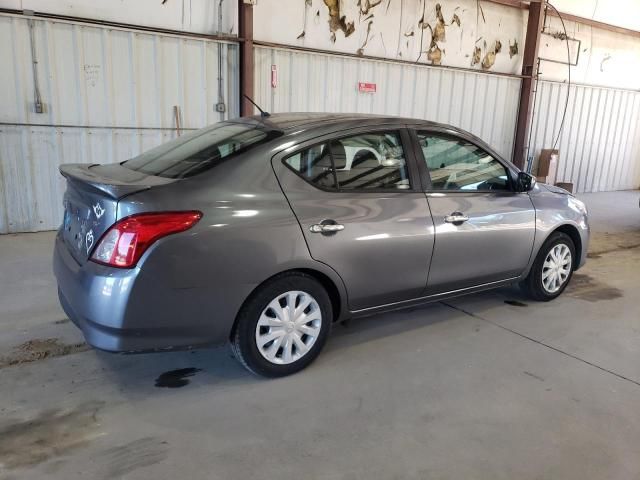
[0,13,239,233]
[254,45,522,160]
[529,80,640,193]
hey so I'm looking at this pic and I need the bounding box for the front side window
[123,123,282,179]
[417,133,511,191]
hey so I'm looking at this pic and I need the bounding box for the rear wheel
[231,273,332,377]
[521,231,575,301]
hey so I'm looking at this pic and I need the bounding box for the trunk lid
[59,163,175,264]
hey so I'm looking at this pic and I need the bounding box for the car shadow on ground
[88,285,527,394]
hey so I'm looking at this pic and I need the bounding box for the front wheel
[231,273,332,377]
[521,231,576,301]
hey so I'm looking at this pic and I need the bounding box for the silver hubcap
[255,291,322,365]
[542,243,572,293]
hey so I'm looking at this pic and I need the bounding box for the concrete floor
[0,190,639,480]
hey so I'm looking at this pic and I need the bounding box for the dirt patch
[0,338,89,369]
[100,437,168,478]
[588,242,640,259]
[565,273,623,302]
[588,231,640,258]
[0,401,104,469]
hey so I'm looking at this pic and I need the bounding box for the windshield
[123,123,282,179]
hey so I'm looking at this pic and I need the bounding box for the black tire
[231,272,332,377]
[521,231,576,301]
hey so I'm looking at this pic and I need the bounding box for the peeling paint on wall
[509,39,518,58]
[357,20,374,55]
[432,3,446,42]
[427,41,443,65]
[324,0,356,42]
[358,0,383,16]
[481,39,501,70]
[257,0,526,75]
[471,45,481,66]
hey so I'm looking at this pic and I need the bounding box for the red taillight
[90,211,202,268]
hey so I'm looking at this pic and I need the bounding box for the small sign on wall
[271,65,277,88]
[358,82,376,93]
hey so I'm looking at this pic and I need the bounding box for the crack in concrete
[440,301,640,388]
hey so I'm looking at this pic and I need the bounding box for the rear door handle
[444,212,469,224]
[310,223,345,234]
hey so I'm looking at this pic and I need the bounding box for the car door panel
[272,128,435,311]
[424,192,535,294]
[412,129,536,295]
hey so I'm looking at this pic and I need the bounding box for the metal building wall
[254,45,522,160]
[0,13,239,233]
[529,80,640,193]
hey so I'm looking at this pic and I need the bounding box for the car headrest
[330,142,347,169]
[351,149,379,169]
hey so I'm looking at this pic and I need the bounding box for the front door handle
[310,223,345,234]
[444,212,469,224]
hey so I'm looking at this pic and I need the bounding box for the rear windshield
[123,123,282,178]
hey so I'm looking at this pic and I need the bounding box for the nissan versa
[53,113,589,377]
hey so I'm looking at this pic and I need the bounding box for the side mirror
[516,171,536,192]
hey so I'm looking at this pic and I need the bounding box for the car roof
[227,112,511,165]
[230,112,454,132]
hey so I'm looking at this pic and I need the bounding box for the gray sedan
[53,113,589,377]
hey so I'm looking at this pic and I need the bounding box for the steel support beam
[238,0,254,117]
[512,0,545,169]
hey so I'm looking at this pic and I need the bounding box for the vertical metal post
[512,0,545,169]
[238,0,254,117]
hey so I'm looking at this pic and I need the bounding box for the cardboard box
[555,182,574,193]
[537,149,559,180]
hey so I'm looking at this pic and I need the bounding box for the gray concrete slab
[0,190,639,480]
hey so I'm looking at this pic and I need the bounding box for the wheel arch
[229,267,349,342]
[552,223,583,269]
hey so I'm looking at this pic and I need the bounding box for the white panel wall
[255,45,521,160]
[0,14,239,233]
[539,15,640,91]
[0,0,238,35]
[528,81,640,193]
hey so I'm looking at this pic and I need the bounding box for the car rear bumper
[53,232,228,352]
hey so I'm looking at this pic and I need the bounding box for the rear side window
[284,130,410,191]
[123,123,282,179]
[333,131,410,190]
[285,143,336,190]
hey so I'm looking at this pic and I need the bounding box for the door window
[417,133,510,191]
[284,143,336,189]
[284,131,411,191]
[332,132,410,190]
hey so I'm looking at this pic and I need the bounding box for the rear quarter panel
[117,144,349,341]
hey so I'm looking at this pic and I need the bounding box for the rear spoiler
[59,163,175,199]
